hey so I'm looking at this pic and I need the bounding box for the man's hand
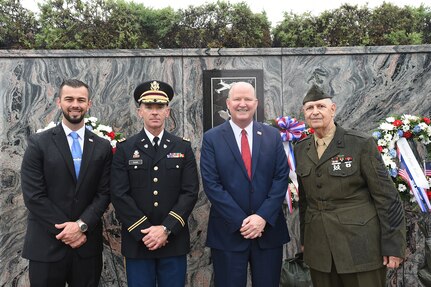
[141,226,168,251]
[55,222,87,248]
[240,214,266,239]
[383,256,403,269]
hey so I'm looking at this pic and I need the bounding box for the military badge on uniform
[129,159,143,165]
[167,153,185,158]
[133,150,140,158]
[331,155,353,171]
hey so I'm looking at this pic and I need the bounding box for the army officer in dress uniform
[294,84,406,287]
[110,80,199,287]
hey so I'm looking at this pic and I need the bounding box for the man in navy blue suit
[200,81,290,287]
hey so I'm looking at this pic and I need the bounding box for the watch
[162,225,171,236]
[76,219,88,232]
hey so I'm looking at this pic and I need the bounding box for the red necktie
[241,129,252,179]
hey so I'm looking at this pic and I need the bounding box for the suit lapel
[251,122,262,179]
[76,129,96,190]
[221,121,250,180]
[52,125,76,181]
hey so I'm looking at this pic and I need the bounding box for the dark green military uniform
[294,125,406,275]
[111,129,199,259]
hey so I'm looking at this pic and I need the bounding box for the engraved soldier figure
[294,84,406,287]
[110,80,199,287]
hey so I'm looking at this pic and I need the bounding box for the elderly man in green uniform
[294,84,406,287]
[110,80,199,287]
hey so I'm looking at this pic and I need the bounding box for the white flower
[378,139,387,146]
[288,183,299,202]
[403,114,419,121]
[386,117,395,123]
[402,125,410,132]
[37,121,57,132]
[96,124,112,133]
[383,134,392,141]
[379,122,394,131]
[398,184,407,192]
[387,139,396,150]
[419,123,428,130]
[381,154,394,167]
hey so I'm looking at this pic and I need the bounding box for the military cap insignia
[150,81,160,91]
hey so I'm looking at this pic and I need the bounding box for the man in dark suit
[200,82,290,287]
[294,84,406,287]
[110,80,199,287]
[21,79,112,286]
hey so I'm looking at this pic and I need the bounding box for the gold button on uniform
[153,178,158,183]
[154,202,159,207]
[154,166,158,171]
[176,165,179,168]
[134,166,137,169]
[153,190,158,195]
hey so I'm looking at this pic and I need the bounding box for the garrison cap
[303,84,332,104]
[134,80,174,105]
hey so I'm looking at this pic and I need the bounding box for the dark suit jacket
[110,129,199,259]
[200,121,290,251]
[21,124,112,262]
[294,125,406,273]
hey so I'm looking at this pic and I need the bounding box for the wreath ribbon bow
[276,116,305,142]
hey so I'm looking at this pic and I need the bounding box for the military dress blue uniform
[110,80,199,287]
[111,130,198,259]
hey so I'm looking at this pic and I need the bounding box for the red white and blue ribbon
[276,116,305,213]
[397,137,431,212]
[276,116,305,142]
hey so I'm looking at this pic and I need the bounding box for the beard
[62,109,86,124]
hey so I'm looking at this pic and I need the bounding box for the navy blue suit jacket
[200,121,290,252]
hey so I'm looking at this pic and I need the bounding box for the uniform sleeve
[361,137,406,258]
[162,141,199,235]
[110,142,152,241]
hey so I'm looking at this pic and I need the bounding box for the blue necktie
[70,132,82,178]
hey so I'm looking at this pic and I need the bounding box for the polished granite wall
[1,46,431,286]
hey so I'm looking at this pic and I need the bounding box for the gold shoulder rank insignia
[182,137,190,142]
[118,137,127,143]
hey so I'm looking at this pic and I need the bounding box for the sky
[21,0,427,27]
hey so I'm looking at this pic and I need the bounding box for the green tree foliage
[272,12,322,47]
[317,4,371,46]
[174,1,271,48]
[369,3,426,45]
[0,0,430,49]
[273,2,431,47]
[0,0,38,48]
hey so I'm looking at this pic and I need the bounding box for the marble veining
[1,46,430,286]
